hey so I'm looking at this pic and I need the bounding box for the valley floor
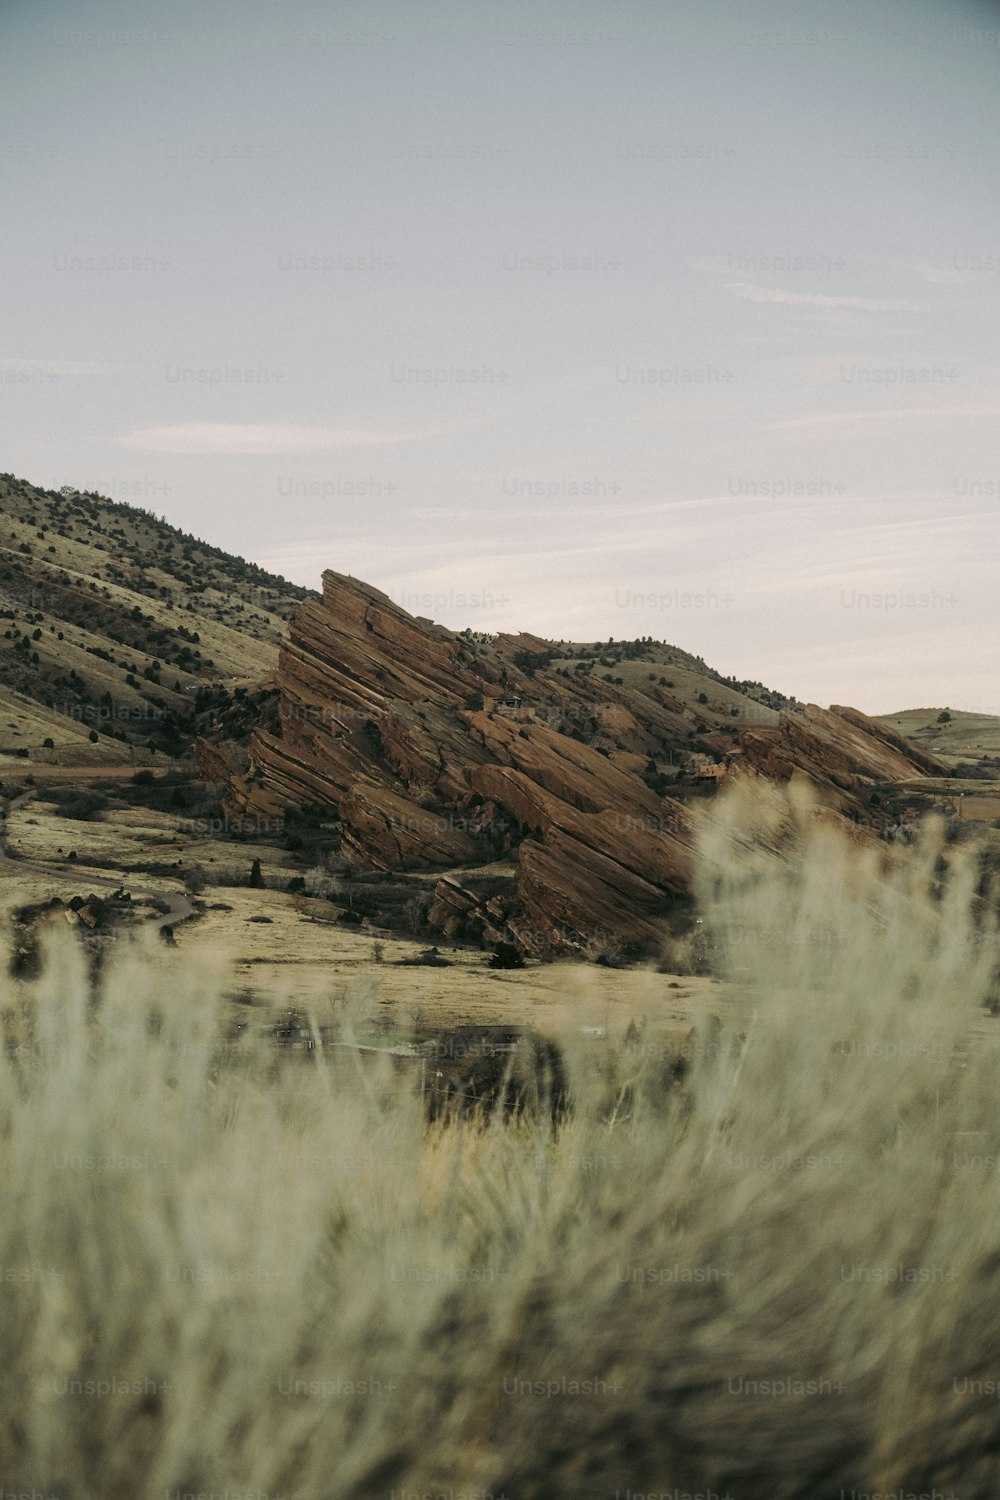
[0,755,728,1049]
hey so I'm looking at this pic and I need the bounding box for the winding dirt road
[0,787,195,934]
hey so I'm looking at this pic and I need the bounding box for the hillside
[1,471,961,958]
[0,472,315,762]
[1,471,800,776]
[877,706,1000,772]
[199,569,948,956]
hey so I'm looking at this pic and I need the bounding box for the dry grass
[878,706,1000,763]
[2,781,1000,1499]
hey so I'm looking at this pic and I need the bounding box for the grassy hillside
[1,470,798,773]
[0,471,316,760]
[878,705,1000,771]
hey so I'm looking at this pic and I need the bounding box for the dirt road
[0,788,194,933]
[0,762,183,783]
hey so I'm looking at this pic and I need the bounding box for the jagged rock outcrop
[201,570,947,954]
[336,780,480,870]
[193,738,251,801]
[735,703,948,822]
[828,705,948,778]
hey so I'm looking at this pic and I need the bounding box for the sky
[1,0,998,715]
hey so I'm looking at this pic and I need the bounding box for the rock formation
[198,570,947,954]
[734,703,947,823]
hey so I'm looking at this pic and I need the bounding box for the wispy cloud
[724,281,920,312]
[111,421,464,455]
[762,402,1000,435]
[913,262,968,286]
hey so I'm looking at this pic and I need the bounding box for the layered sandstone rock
[202,570,946,953]
[735,704,948,822]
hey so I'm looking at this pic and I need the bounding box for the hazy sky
[2,0,998,714]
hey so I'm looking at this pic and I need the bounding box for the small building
[697,761,727,782]
[485,694,524,716]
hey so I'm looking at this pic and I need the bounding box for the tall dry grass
[2,782,1000,1499]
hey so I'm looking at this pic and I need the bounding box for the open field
[3,759,999,1074]
[893,780,1000,824]
[878,707,1000,764]
[0,777,727,1039]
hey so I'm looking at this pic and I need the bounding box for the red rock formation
[735,703,948,821]
[202,570,946,954]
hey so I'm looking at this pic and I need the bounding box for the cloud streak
[762,402,1000,435]
[111,421,465,455]
[912,262,969,286]
[724,281,921,312]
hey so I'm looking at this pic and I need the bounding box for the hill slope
[0,472,316,760]
[2,471,951,954]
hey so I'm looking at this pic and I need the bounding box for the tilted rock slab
[201,570,946,954]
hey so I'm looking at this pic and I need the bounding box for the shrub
[488,941,525,969]
[51,790,109,821]
[304,866,338,900]
[398,945,450,966]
